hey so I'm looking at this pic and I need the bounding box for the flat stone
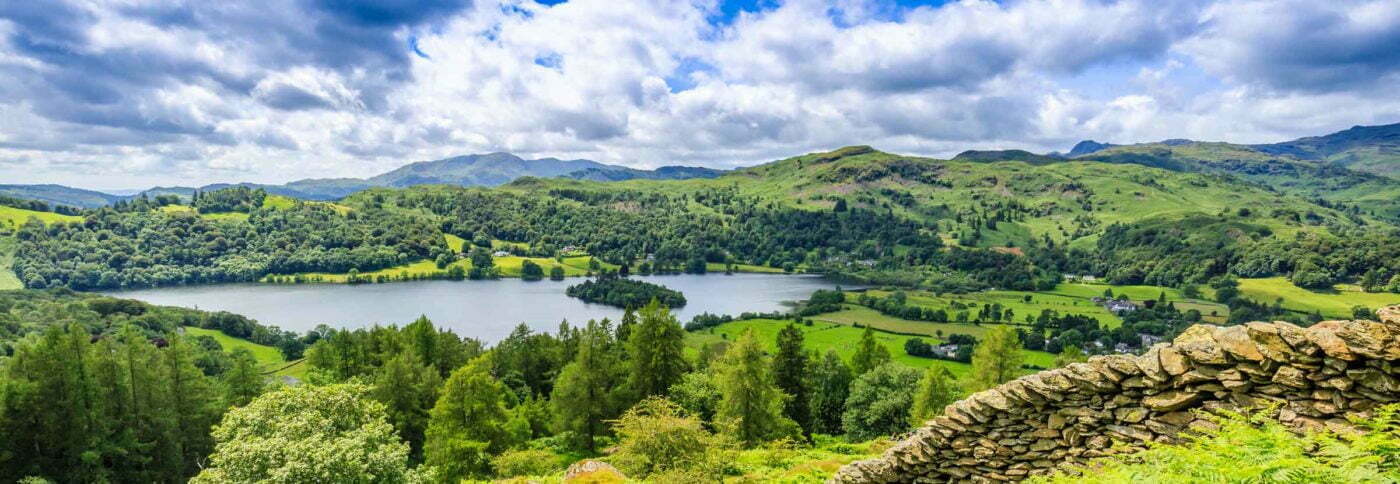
[1144,390,1202,412]
[1274,321,1319,356]
[1307,321,1357,361]
[1272,365,1310,389]
[1246,322,1294,362]
[1137,345,1168,381]
[1336,320,1393,359]
[1214,325,1264,361]
[1159,346,1190,376]
[1174,325,1229,364]
[1115,407,1149,423]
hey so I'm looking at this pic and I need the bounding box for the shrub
[608,397,732,479]
[491,449,564,478]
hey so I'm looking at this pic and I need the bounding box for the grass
[183,326,305,379]
[445,234,467,252]
[0,237,21,290]
[0,205,81,228]
[859,288,1123,328]
[686,318,1056,379]
[705,262,791,274]
[1238,277,1400,319]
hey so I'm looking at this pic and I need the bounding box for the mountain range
[0,153,725,208]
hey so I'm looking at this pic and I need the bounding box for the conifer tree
[550,319,626,451]
[970,326,1024,391]
[850,327,891,375]
[772,322,811,435]
[716,330,798,447]
[625,300,688,401]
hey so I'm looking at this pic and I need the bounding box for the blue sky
[0,0,1397,189]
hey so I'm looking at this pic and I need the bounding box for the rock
[1144,391,1202,412]
[1336,321,1394,359]
[1115,407,1149,423]
[1174,325,1229,364]
[1137,345,1168,381]
[1307,321,1357,361]
[1378,306,1400,324]
[1214,325,1264,361]
[1246,322,1294,362]
[1273,321,1319,356]
[1272,365,1310,389]
[1105,424,1154,442]
[1159,347,1190,376]
[564,460,625,483]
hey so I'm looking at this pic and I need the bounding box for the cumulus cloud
[0,0,1396,189]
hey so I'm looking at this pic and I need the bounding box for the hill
[1252,122,1400,177]
[0,184,122,209]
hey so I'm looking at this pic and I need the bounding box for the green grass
[859,288,1124,328]
[0,205,82,228]
[1239,277,1400,319]
[686,318,1056,379]
[0,237,21,290]
[183,326,304,378]
[445,234,467,252]
[262,254,615,283]
[813,305,995,339]
[704,262,790,274]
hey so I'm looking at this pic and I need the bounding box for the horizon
[1,0,1398,189]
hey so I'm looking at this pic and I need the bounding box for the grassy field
[860,287,1123,327]
[0,237,21,290]
[184,326,306,379]
[705,262,791,274]
[686,318,1056,379]
[183,324,306,377]
[1239,277,1400,318]
[0,204,82,228]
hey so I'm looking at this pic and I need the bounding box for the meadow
[1238,277,1400,319]
[184,326,306,379]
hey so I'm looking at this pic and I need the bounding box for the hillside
[1252,122,1400,177]
[0,184,122,209]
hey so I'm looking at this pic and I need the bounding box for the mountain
[953,149,1062,165]
[1067,140,1116,157]
[565,165,726,181]
[0,184,123,209]
[5,153,724,206]
[1251,123,1400,177]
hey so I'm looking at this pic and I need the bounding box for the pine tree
[970,326,1024,391]
[850,327,891,375]
[370,352,441,462]
[223,348,266,407]
[772,322,811,435]
[808,350,853,435]
[716,330,798,447]
[550,319,625,451]
[625,300,688,401]
[425,356,513,480]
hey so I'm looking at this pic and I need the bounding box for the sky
[1,0,1398,190]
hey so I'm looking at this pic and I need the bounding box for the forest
[565,276,687,308]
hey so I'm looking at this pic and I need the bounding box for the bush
[609,397,732,479]
[491,449,564,478]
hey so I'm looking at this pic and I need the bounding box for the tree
[1353,306,1377,321]
[970,326,1024,391]
[370,352,441,462]
[625,300,688,401]
[424,356,514,481]
[520,260,544,281]
[610,397,729,479]
[834,198,848,212]
[910,366,959,425]
[715,330,799,447]
[549,266,565,281]
[223,348,266,407]
[772,323,811,436]
[842,363,921,440]
[1053,345,1087,368]
[850,327,891,375]
[191,384,424,483]
[807,350,853,435]
[550,320,625,451]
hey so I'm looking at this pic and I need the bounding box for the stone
[1336,320,1393,359]
[1137,345,1168,381]
[1105,424,1154,442]
[1273,321,1319,356]
[1307,321,1357,361]
[564,460,625,483]
[1379,306,1400,324]
[1246,322,1294,362]
[1174,325,1229,364]
[1272,365,1310,389]
[1115,407,1149,423]
[1144,390,1202,412]
[1211,326,1262,361]
[1159,346,1191,376]
[1047,412,1068,430]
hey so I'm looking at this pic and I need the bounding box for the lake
[106,274,847,343]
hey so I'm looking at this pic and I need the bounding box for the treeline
[0,194,81,215]
[564,276,686,309]
[12,190,443,290]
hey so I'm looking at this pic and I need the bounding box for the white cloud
[0,0,1397,189]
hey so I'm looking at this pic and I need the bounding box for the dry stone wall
[832,305,1400,483]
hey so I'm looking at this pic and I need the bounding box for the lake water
[106,274,846,343]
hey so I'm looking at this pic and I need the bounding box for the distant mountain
[953,149,1062,165]
[1066,140,1116,157]
[566,165,726,182]
[1251,123,1400,177]
[2,152,724,206]
[0,184,122,209]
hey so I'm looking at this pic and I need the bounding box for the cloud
[0,0,1396,189]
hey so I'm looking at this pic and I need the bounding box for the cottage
[930,344,961,359]
[492,250,510,257]
[1139,333,1164,347]
[1104,300,1138,313]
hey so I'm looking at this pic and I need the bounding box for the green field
[0,238,21,290]
[0,204,82,228]
[704,262,791,274]
[1239,277,1400,319]
[686,318,1056,379]
[860,287,1123,327]
[184,326,306,379]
